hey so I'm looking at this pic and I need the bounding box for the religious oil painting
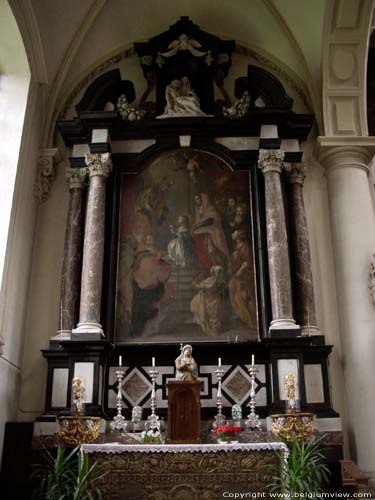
[115,149,258,343]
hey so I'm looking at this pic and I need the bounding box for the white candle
[251,354,255,366]
[119,355,122,367]
[218,357,221,367]
[152,357,155,367]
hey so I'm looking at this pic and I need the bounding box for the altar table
[81,442,288,500]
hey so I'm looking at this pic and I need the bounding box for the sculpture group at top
[157,77,210,118]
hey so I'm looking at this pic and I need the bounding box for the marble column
[318,142,375,476]
[258,149,299,331]
[286,164,320,335]
[73,153,112,338]
[53,169,86,340]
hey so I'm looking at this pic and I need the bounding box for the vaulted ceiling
[5,0,374,140]
[8,0,326,105]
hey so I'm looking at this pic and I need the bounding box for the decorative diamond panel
[222,366,252,405]
[122,367,152,406]
[107,364,268,410]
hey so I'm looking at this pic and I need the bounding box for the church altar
[81,442,288,500]
[81,442,287,500]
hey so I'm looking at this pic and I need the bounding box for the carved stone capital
[285,164,306,185]
[84,153,113,178]
[66,168,86,189]
[34,148,61,204]
[258,149,285,174]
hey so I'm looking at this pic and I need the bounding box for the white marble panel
[74,362,94,403]
[111,139,156,153]
[314,417,342,432]
[260,124,278,138]
[92,129,109,143]
[215,136,259,150]
[179,135,191,147]
[304,364,325,403]
[277,359,299,400]
[280,139,300,152]
[51,367,69,408]
[72,143,90,157]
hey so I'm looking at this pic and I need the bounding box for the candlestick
[245,364,262,430]
[212,365,226,429]
[119,355,122,367]
[145,365,161,432]
[251,354,255,366]
[110,368,127,433]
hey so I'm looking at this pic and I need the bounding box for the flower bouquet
[140,429,162,444]
[212,425,241,444]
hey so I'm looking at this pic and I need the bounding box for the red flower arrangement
[212,425,241,442]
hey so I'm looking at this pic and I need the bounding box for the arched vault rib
[322,0,374,137]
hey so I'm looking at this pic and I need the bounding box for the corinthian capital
[285,164,306,185]
[66,168,86,189]
[258,149,285,174]
[84,153,113,178]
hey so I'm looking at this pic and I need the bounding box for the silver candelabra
[213,366,227,428]
[110,368,128,432]
[245,364,262,430]
[145,366,160,431]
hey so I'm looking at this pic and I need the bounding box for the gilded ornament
[57,416,100,446]
[271,412,314,443]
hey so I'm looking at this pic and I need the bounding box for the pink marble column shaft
[286,164,319,334]
[55,170,86,338]
[258,149,299,331]
[73,153,112,337]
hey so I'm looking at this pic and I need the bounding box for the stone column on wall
[72,153,112,339]
[52,168,86,340]
[257,149,299,333]
[318,141,375,477]
[286,164,320,335]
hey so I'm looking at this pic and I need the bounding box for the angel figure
[160,33,207,58]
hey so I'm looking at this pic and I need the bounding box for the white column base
[301,325,321,336]
[51,330,71,341]
[269,318,300,330]
[72,321,104,339]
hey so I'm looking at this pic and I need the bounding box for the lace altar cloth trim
[81,442,288,455]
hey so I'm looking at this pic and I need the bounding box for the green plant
[31,446,103,500]
[266,433,331,495]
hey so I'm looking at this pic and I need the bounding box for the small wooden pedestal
[167,380,200,443]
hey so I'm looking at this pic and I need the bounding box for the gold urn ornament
[271,412,314,443]
[57,416,101,446]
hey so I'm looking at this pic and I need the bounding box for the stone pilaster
[286,164,320,335]
[72,153,112,339]
[53,169,86,340]
[258,149,299,332]
[317,139,375,476]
